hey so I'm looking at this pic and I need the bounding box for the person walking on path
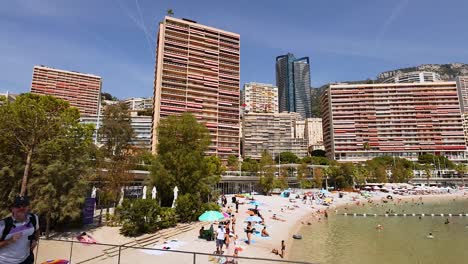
[215,224,226,254]
[0,196,40,264]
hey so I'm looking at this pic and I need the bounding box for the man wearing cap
[0,196,39,264]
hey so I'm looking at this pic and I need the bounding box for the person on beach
[0,196,39,264]
[235,200,239,213]
[215,224,226,254]
[245,222,254,244]
[261,226,270,237]
[225,224,231,249]
[231,215,236,234]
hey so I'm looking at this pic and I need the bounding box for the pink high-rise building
[152,17,240,160]
[31,65,102,116]
[321,82,467,162]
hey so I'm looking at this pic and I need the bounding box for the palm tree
[455,163,467,187]
[423,164,433,186]
[167,9,174,17]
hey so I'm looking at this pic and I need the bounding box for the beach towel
[254,233,272,240]
[243,239,256,244]
[140,240,186,256]
[77,234,97,245]
[41,260,69,264]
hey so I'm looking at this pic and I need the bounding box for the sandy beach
[35,189,467,264]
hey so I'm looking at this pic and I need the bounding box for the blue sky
[2,0,468,99]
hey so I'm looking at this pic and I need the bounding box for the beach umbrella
[171,186,179,209]
[199,211,224,222]
[249,201,261,206]
[142,186,147,199]
[244,216,263,222]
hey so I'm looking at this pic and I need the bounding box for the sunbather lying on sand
[271,214,286,222]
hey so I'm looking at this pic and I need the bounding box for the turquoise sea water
[290,197,468,264]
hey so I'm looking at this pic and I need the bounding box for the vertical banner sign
[83,197,96,225]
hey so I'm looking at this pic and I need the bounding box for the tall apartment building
[276,53,312,119]
[321,82,466,162]
[31,65,102,116]
[152,17,240,160]
[81,115,152,150]
[242,82,278,114]
[382,71,441,83]
[242,112,308,159]
[305,118,324,150]
[456,76,468,146]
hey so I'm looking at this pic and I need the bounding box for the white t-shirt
[0,214,39,264]
[216,227,225,240]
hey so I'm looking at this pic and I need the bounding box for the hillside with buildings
[377,63,468,81]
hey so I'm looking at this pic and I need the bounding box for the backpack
[1,213,37,241]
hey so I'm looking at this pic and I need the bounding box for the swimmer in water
[444,218,450,224]
[376,224,383,230]
[427,232,434,239]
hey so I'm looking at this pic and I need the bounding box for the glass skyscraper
[275,53,312,118]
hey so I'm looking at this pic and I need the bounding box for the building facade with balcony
[382,71,441,84]
[242,112,308,159]
[80,115,152,150]
[242,82,278,114]
[30,65,102,116]
[123,97,153,111]
[152,16,240,160]
[321,82,467,162]
[305,118,324,151]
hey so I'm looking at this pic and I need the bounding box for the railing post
[193,252,196,264]
[69,241,74,263]
[118,245,122,264]
[34,239,39,264]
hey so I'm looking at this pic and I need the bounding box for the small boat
[293,234,302,239]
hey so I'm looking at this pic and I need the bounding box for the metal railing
[35,238,314,264]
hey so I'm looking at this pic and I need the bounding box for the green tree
[423,164,433,185]
[241,158,259,174]
[0,94,94,233]
[167,9,174,16]
[0,93,83,196]
[258,151,276,194]
[275,152,299,164]
[30,121,94,237]
[147,113,222,207]
[455,163,467,186]
[297,162,312,189]
[310,149,326,157]
[97,102,135,205]
[352,164,368,186]
[313,167,324,188]
[227,155,239,171]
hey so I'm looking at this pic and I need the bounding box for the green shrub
[175,193,202,222]
[158,207,177,229]
[201,202,220,212]
[119,199,160,236]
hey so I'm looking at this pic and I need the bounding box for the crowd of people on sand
[200,189,467,263]
[201,193,291,263]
